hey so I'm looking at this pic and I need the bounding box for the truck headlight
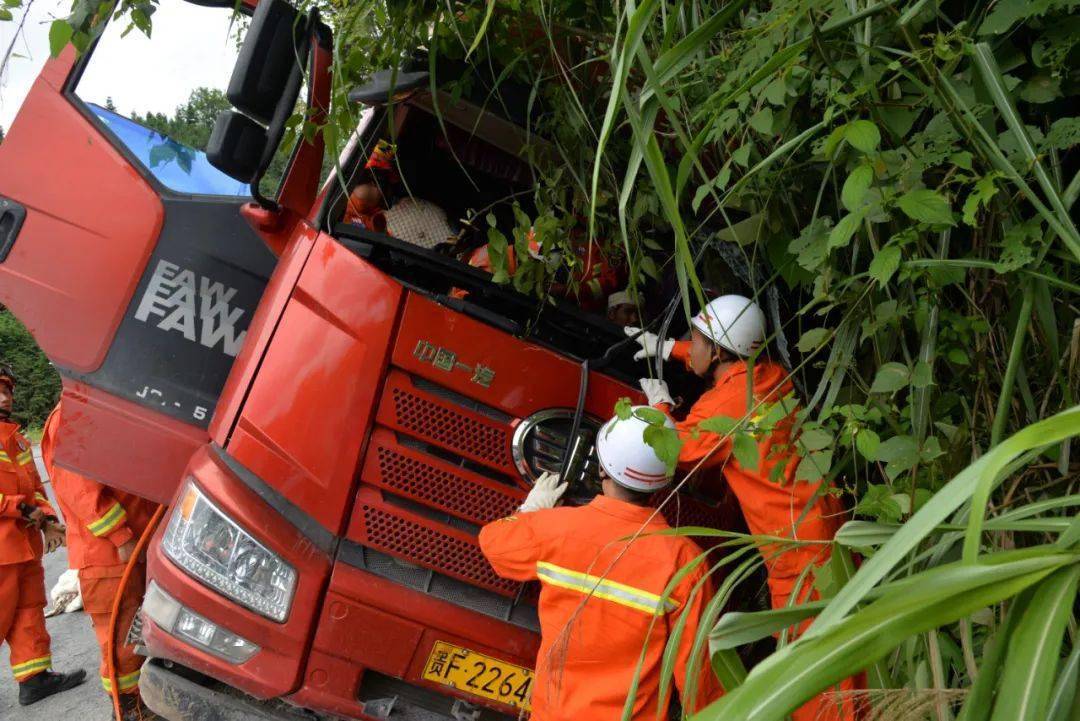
[162,482,297,623]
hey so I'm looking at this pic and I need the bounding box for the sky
[0,0,241,132]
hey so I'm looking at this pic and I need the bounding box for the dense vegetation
[4,0,1078,717]
[0,309,60,430]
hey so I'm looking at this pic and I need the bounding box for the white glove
[519,472,569,512]
[639,378,675,406]
[625,326,675,362]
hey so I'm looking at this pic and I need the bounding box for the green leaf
[695,550,1075,721]
[711,605,822,651]
[1018,74,1062,104]
[48,20,74,58]
[633,406,667,425]
[711,649,747,691]
[834,520,898,546]
[821,126,846,159]
[855,484,904,522]
[963,173,1002,226]
[1044,117,1080,151]
[869,362,909,393]
[877,435,920,478]
[844,120,880,154]
[465,0,496,57]
[978,0,1048,35]
[1046,642,1080,721]
[643,424,683,474]
[841,164,873,211]
[799,428,833,452]
[614,397,633,421]
[795,450,832,483]
[827,209,865,249]
[796,327,830,353]
[486,228,510,283]
[811,407,1080,636]
[950,151,974,170]
[748,107,774,135]
[911,360,933,388]
[764,77,787,106]
[990,566,1080,721]
[731,144,751,167]
[788,218,831,271]
[896,188,956,226]
[855,428,880,460]
[867,244,901,287]
[732,433,759,471]
[996,219,1040,273]
[698,415,739,435]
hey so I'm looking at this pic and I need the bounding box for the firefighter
[627,295,855,721]
[479,410,722,721]
[0,363,87,705]
[41,402,158,720]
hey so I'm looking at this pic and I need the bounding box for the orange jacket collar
[588,494,668,527]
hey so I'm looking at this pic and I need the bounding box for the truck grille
[348,544,538,631]
[358,502,520,596]
[370,435,519,526]
[390,384,511,471]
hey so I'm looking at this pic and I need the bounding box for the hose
[106,504,167,719]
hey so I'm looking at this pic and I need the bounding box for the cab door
[0,0,275,501]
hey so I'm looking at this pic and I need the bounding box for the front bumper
[139,659,315,721]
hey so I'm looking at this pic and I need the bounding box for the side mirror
[206,112,268,183]
[227,0,307,126]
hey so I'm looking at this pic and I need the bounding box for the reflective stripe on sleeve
[536,561,678,616]
[87,502,127,537]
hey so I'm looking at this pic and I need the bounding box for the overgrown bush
[316,1,1080,717]
[0,308,61,430]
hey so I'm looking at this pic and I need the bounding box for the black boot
[17,668,87,705]
[119,692,162,721]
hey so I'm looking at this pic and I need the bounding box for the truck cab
[0,1,734,718]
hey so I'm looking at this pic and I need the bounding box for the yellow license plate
[421,641,533,711]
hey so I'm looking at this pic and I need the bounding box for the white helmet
[595,407,675,493]
[691,295,766,357]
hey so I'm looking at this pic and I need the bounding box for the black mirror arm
[248,7,319,211]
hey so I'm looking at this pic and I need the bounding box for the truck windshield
[88,104,250,197]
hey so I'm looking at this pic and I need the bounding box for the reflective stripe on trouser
[84,564,146,695]
[101,668,141,693]
[0,561,52,681]
[536,561,678,616]
[0,450,34,466]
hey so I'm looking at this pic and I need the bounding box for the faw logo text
[134,260,247,357]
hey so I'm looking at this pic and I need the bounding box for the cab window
[72,0,249,197]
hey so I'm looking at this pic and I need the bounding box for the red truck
[0,0,733,718]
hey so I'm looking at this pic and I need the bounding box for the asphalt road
[0,449,114,721]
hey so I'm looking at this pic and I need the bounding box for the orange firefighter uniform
[479,495,723,721]
[0,420,56,683]
[41,407,155,696]
[660,345,856,721]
